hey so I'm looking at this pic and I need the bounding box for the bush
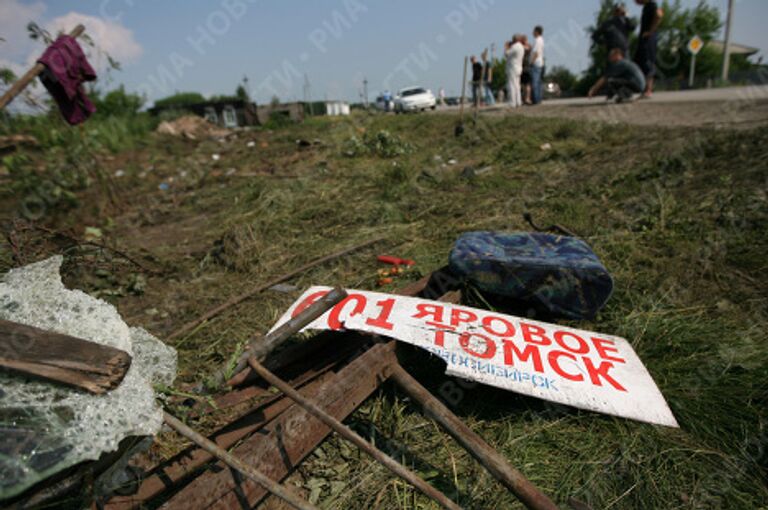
[92,85,144,117]
[343,130,413,158]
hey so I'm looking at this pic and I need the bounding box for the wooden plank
[246,357,462,510]
[161,341,397,510]
[225,288,348,387]
[104,274,445,509]
[0,319,131,394]
[103,373,335,510]
[104,335,373,508]
[162,412,318,510]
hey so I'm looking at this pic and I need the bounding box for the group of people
[469,25,546,109]
[504,25,545,108]
[466,0,663,109]
[588,0,663,102]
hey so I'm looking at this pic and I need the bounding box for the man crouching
[588,48,646,103]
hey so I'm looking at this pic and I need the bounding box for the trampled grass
[1,110,766,509]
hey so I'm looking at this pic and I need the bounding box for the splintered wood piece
[0,319,131,394]
[163,412,318,510]
[247,357,463,510]
[161,341,398,510]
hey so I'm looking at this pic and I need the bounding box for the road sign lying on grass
[270,287,679,428]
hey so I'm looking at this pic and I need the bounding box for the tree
[235,84,249,102]
[92,85,144,116]
[154,92,206,108]
[546,66,578,94]
[490,58,508,96]
[578,0,751,94]
[654,0,722,83]
[579,0,619,95]
[0,68,16,86]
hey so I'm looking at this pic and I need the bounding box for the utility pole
[303,73,312,116]
[363,77,369,109]
[242,75,250,102]
[721,0,735,82]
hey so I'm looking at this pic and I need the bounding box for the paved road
[436,85,768,128]
[544,84,768,105]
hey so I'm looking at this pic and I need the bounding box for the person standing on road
[438,87,446,106]
[593,2,636,56]
[530,25,545,104]
[634,0,663,97]
[520,35,533,105]
[505,36,525,108]
[471,55,483,107]
[482,49,495,106]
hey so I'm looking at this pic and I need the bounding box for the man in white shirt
[530,25,545,104]
[505,35,525,108]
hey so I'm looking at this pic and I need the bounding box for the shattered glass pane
[0,256,176,501]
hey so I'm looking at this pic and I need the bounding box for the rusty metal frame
[95,275,558,509]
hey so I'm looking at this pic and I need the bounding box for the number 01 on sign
[270,287,679,428]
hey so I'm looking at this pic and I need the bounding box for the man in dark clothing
[593,2,636,56]
[588,48,646,102]
[634,0,663,97]
[470,56,483,107]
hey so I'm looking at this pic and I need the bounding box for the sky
[1,0,767,106]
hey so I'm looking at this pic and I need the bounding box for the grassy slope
[2,111,767,509]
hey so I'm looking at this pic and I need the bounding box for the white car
[394,87,436,113]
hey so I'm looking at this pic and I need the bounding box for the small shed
[255,102,306,124]
[150,99,258,128]
[324,101,351,116]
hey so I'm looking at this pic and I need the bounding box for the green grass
[1,111,766,509]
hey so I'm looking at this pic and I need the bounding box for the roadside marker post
[687,35,704,88]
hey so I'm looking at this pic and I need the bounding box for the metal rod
[247,357,464,510]
[0,24,85,110]
[225,286,347,385]
[459,56,468,119]
[390,364,560,510]
[163,412,318,510]
[689,54,696,88]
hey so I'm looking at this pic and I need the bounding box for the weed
[343,130,413,158]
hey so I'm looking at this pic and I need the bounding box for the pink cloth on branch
[37,35,97,125]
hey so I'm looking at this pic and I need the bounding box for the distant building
[150,98,351,126]
[149,99,258,128]
[256,102,306,124]
[707,40,759,59]
[323,101,351,116]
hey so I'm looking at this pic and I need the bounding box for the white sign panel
[688,35,704,55]
[270,287,679,428]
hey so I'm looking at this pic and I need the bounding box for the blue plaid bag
[448,231,613,319]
